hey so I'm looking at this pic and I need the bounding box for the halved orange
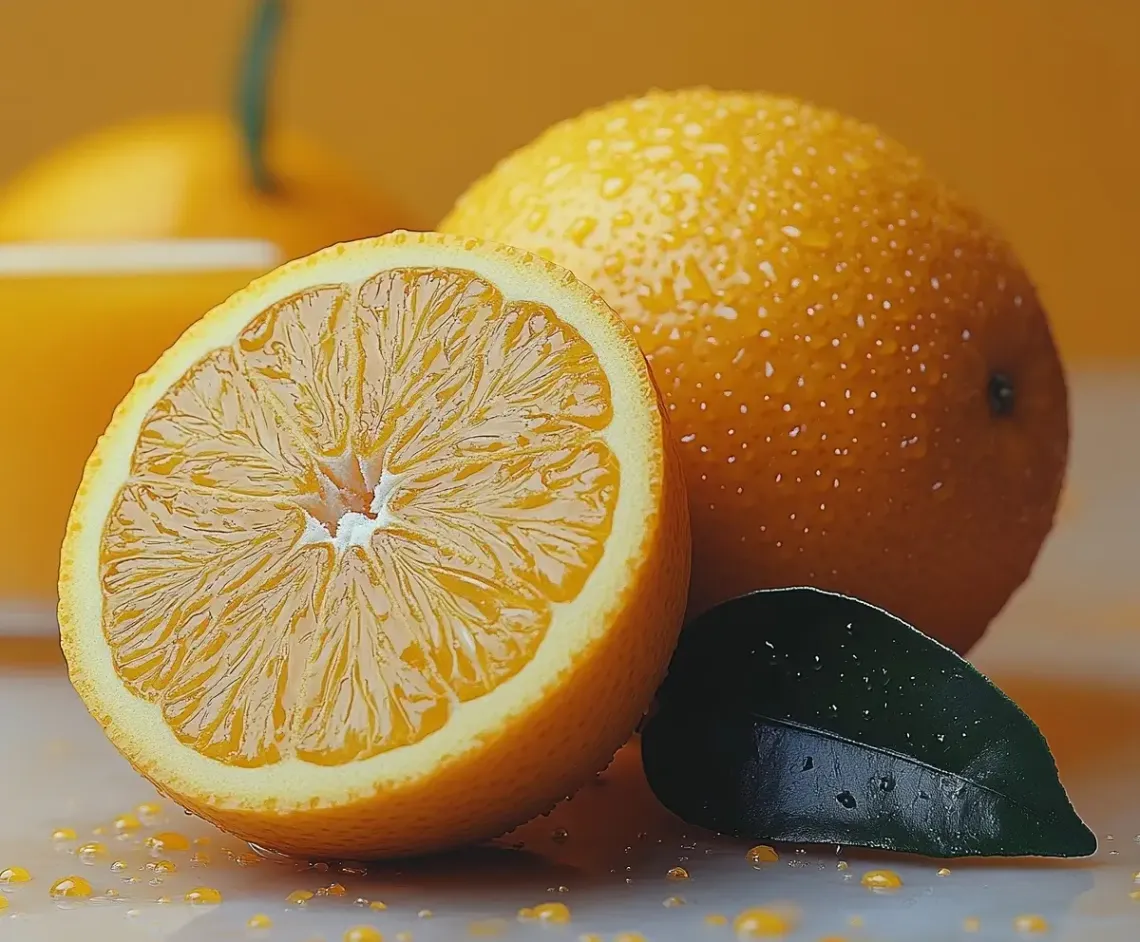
[59,231,689,858]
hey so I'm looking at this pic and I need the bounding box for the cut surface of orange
[59,232,689,858]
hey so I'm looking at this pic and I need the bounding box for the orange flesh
[99,266,618,768]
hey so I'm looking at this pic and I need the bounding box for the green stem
[236,0,285,193]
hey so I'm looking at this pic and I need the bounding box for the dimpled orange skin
[442,88,1069,653]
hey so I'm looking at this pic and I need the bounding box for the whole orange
[441,88,1068,653]
[0,114,402,263]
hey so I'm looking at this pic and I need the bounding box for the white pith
[297,467,406,553]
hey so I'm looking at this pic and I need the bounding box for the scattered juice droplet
[847,915,864,927]
[551,827,569,843]
[1129,889,1140,901]
[99,889,121,900]
[248,913,273,930]
[344,927,382,942]
[963,916,981,932]
[51,828,78,842]
[149,860,177,874]
[190,852,211,867]
[746,844,780,866]
[1014,914,1049,934]
[193,836,211,846]
[146,831,190,853]
[92,826,108,836]
[734,906,798,937]
[49,875,93,899]
[156,895,172,904]
[468,918,508,936]
[937,867,951,876]
[666,866,690,880]
[836,860,848,871]
[77,842,108,862]
[704,913,728,926]
[518,902,570,923]
[861,869,902,891]
[136,802,163,821]
[0,866,32,884]
[235,852,261,867]
[417,909,434,919]
[113,814,141,833]
[185,886,222,904]
[370,901,388,911]
[395,934,413,942]
[663,895,685,907]
[324,882,347,897]
[126,908,142,917]
[613,934,648,942]
[287,890,315,904]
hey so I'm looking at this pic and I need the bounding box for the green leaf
[642,587,1096,858]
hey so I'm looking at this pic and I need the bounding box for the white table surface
[2,369,1138,942]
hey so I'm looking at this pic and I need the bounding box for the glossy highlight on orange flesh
[100,267,619,768]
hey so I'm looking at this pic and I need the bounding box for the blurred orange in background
[0,1,409,624]
[2,0,1135,358]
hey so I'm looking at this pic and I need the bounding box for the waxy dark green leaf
[642,587,1096,858]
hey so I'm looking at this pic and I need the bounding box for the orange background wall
[1,0,1137,358]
